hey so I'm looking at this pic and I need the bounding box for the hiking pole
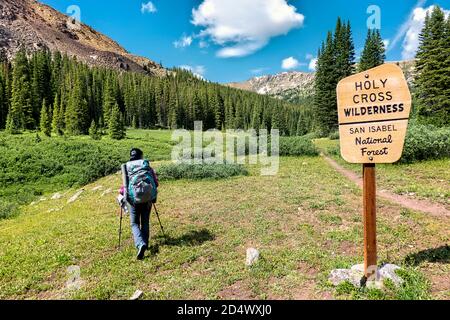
[118,206,123,249]
[152,203,167,240]
[118,163,129,250]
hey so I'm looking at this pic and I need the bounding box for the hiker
[120,148,159,260]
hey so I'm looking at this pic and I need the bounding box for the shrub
[278,136,319,156]
[157,163,249,181]
[0,130,173,219]
[0,200,18,220]
[328,131,340,140]
[401,124,450,163]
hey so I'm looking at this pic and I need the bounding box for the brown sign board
[337,64,412,164]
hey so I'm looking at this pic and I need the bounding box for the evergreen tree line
[0,49,313,139]
[414,6,450,127]
[313,7,450,135]
[313,18,386,136]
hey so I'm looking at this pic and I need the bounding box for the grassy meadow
[314,138,450,208]
[0,129,448,300]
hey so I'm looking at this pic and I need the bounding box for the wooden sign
[337,64,412,164]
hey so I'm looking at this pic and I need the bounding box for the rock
[67,189,84,203]
[350,263,365,273]
[129,290,143,300]
[245,248,260,266]
[30,201,37,206]
[328,268,364,287]
[51,192,62,200]
[329,263,404,289]
[378,264,404,286]
[101,188,112,197]
[66,265,83,291]
[39,197,47,201]
[92,186,103,191]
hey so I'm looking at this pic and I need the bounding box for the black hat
[130,148,144,161]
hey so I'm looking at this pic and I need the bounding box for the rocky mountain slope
[228,71,315,103]
[228,60,416,104]
[0,0,165,75]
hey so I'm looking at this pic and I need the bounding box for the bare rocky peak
[228,61,416,102]
[0,0,166,76]
[228,71,315,101]
[248,71,315,95]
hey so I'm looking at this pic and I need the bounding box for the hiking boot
[137,244,147,260]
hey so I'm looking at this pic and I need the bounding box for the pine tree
[212,89,224,129]
[168,86,178,129]
[335,19,356,80]
[312,18,356,136]
[250,104,261,132]
[414,6,449,126]
[31,50,51,123]
[6,49,31,133]
[51,93,64,135]
[358,29,386,72]
[0,67,6,129]
[89,120,101,140]
[314,32,339,135]
[102,78,115,129]
[65,75,88,135]
[0,60,11,129]
[109,103,126,140]
[39,98,51,137]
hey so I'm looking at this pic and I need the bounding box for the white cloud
[401,6,450,60]
[389,0,427,52]
[308,57,318,71]
[388,1,449,60]
[304,53,317,71]
[141,1,157,14]
[173,35,193,48]
[281,57,300,70]
[179,65,206,79]
[192,0,304,58]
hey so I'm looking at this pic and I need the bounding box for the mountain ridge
[227,60,416,103]
[228,71,315,103]
[0,0,165,75]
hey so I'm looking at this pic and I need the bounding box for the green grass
[0,130,448,300]
[0,129,174,218]
[314,139,450,206]
[0,155,448,300]
[157,163,249,180]
[334,267,432,300]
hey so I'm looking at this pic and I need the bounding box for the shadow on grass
[404,245,449,266]
[154,228,215,247]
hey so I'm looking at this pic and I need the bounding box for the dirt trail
[323,155,450,217]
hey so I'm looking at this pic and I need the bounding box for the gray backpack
[126,159,157,204]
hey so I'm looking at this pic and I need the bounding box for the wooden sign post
[337,64,412,279]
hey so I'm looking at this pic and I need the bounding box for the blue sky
[41,0,449,83]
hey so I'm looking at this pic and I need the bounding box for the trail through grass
[0,156,448,300]
[314,139,450,208]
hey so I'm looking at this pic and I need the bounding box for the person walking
[120,148,159,260]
